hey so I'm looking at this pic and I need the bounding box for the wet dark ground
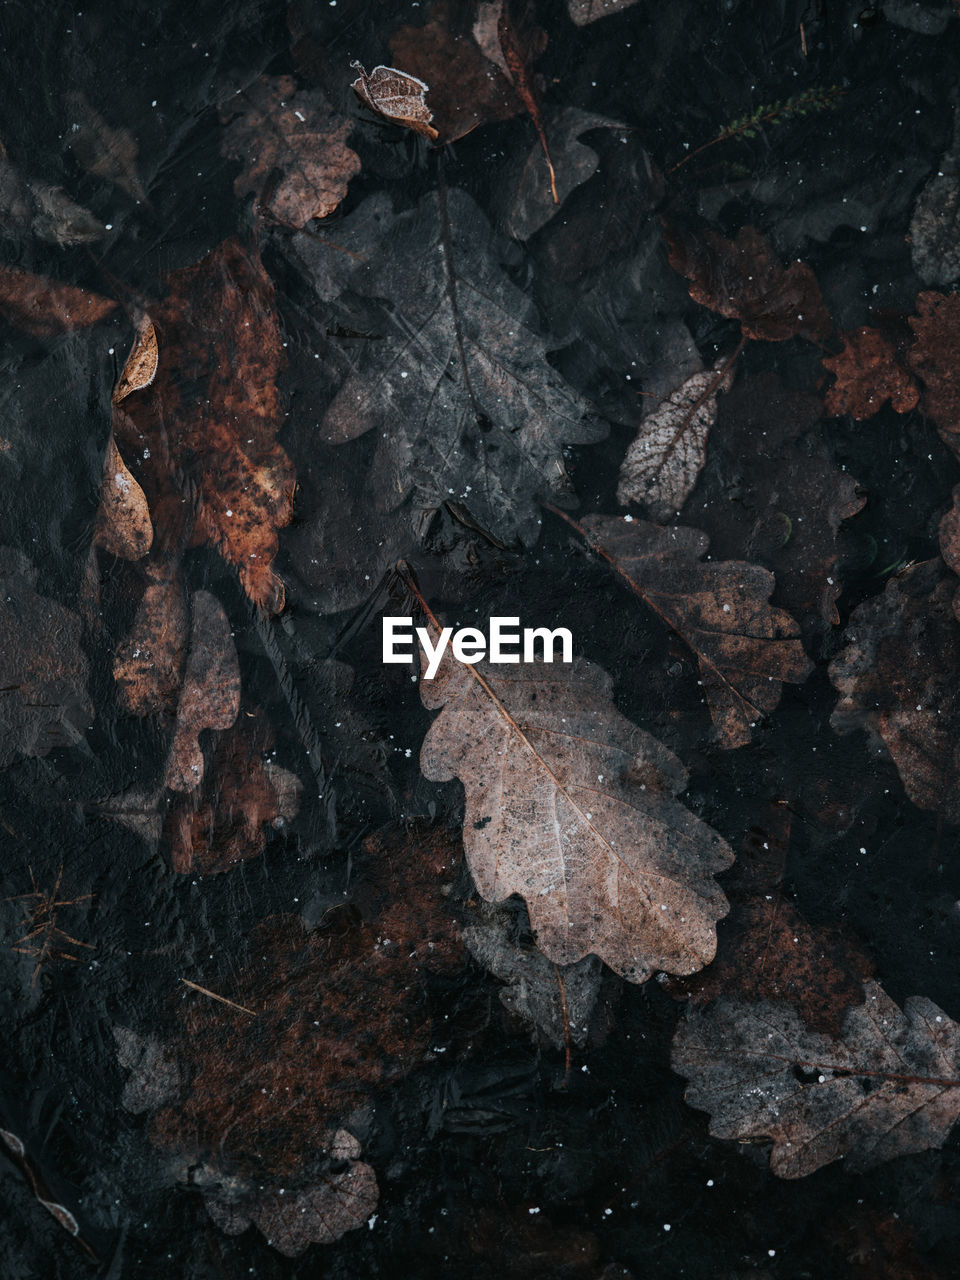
[2,0,960,1276]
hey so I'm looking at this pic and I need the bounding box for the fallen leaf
[350,62,438,140]
[616,356,737,520]
[163,590,241,793]
[906,290,960,459]
[672,979,960,1178]
[0,153,104,245]
[560,512,812,749]
[418,609,733,981]
[115,238,295,612]
[112,315,158,403]
[113,560,187,717]
[64,92,147,203]
[496,1,558,203]
[0,547,93,765]
[664,222,832,343]
[830,561,960,822]
[910,108,960,288]
[939,483,960,593]
[93,435,153,560]
[220,75,360,227]
[0,265,116,337]
[286,189,602,549]
[114,1028,180,1114]
[822,326,919,419]
[567,0,641,24]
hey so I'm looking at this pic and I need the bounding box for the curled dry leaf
[350,62,438,140]
[567,513,812,749]
[419,617,733,981]
[0,548,93,765]
[617,358,735,520]
[568,0,641,24]
[113,560,186,717]
[0,265,116,337]
[163,590,241,793]
[112,315,158,403]
[64,92,147,203]
[220,75,360,227]
[830,561,960,822]
[115,238,295,612]
[822,325,919,419]
[664,222,832,343]
[93,435,152,560]
[906,290,960,458]
[672,979,960,1178]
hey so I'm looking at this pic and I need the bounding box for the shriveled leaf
[617,359,735,520]
[570,514,812,749]
[0,265,116,337]
[568,0,641,24]
[0,548,92,765]
[350,62,438,140]
[287,190,602,549]
[664,222,832,343]
[822,326,919,419]
[163,590,241,793]
[93,435,152,560]
[115,238,295,612]
[113,561,187,717]
[830,561,960,822]
[112,315,158,403]
[420,631,733,981]
[220,75,360,227]
[906,290,960,459]
[64,93,146,202]
[672,980,960,1178]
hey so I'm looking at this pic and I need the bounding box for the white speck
[663,1223,671,1232]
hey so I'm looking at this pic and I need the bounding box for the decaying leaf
[163,590,241,793]
[350,62,438,140]
[939,484,960,593]
[115,237,295,612]
[566,513,811,749]
[0,265,116,337]
[112,315,158,403]
[568,0,641,24]
[910,108,960,288]
[617,358,736,520]
[0,152,104,245]
[287,189,602,549]
[672,980,960,1178]
[830,560,960,822]
[419,618,733,981]
[113,561,187,717]
[114,1027,180,1114]
[0,548,93,765]
[906,290,960,459]
[822,326,919,419]
[664,222,832,343]
[64,93,147,202]
[93,435,152,560]
[220,75,360,227]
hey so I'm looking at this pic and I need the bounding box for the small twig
[180,978,257,1017]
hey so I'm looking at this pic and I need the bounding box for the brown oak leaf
[664,222,832,343]
[822,325,919,419]
[220,75,360,227]
[0,266,116,337]
[418,618,733,982]
[115,238,294,612]
[672,979,960,1178]
[830,560,960,822]
[906,290,960,459]
[563,512,812,749]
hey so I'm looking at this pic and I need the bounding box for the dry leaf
[93,435,152,560]
[568,0,641,24]
[0,548,93,765]
[0,265,116,337]
[113,560,187,717]
[419,628,733,981]
[906,290,960,458]
[617,359,735,520]
[0,153,104,245]
[672,980,960,1178]
[65,93,147,202]
[350,62,438,140]
[664,222,832,343]
[220,75,360,227]
[822,326,919,419]
[112,315,158,403]
[163,590,241,793]
[569,514,812,749]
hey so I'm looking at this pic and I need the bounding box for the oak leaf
[822,326,919,419]
[419,633,733,981]
[672,980,960,1178]
[220,75,360,227]
[664,222,832,343]
[567,513,812,749]
[350,62,438,140]
[0,266,116,337]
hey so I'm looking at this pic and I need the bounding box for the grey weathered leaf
[567,0,641,25]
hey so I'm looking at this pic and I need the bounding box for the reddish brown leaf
[115,238,294,612]
[220,75,360,227]
[672,979,960,1178]
[0,548,93,766]
[664,222,832,343]
[350,62,438,140]
[822,325,919,419]
[907,290,960,458]
[113,560,187,717]
[565,512,812,749]
[0,266,116,337]
[112,314,157,403]
[93,435,153,560]
[830,561,960,822]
